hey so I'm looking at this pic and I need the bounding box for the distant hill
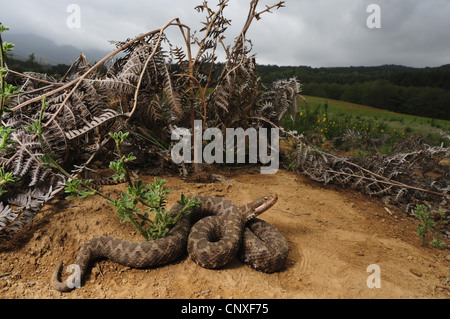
[5,33,111,65]
[256,64,450,120]
[256,64,450,90]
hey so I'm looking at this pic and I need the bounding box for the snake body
[52,193,288,292]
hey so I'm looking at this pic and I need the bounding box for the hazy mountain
[5,33,111,65]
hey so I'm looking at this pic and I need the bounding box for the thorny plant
[27,97,201,240]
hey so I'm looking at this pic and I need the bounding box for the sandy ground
[0,168,449,299]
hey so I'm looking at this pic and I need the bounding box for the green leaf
[125,153,137,162]
[2,42,15,53]
[0,67,8,77]
[0,24,10,33]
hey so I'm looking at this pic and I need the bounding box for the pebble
[409,269,422,277]
[445,255,450,262]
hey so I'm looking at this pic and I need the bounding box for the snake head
[243,193,278,221]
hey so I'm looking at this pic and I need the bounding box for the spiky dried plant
[0,0,287,240]
[294,133,450,216]
[255,78,301,125]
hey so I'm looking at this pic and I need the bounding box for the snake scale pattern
[52,193,288,292]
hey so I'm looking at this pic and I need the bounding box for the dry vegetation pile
[0,0,448,244]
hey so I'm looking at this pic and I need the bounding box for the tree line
[7,54,72,77]
[6,54,450,120]
[256,64,450,120]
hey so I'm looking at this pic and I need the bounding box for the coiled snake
[52,193,288,292]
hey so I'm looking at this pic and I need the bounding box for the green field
[282,94,450,156]
[301,95,450,135]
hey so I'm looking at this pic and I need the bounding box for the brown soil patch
[0,169,449,299]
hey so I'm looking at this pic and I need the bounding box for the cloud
[2,0,449,67]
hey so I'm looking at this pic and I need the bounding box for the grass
[302,95,450,136]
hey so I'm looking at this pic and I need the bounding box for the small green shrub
[413,204,447,249]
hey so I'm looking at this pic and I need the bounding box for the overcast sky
[2,0,450,67]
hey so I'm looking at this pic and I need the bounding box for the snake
[52,193,288,292]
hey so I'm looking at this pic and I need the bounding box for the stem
[126,207,149,240]
[192,0,231,67]
[0,29,6,120]
[7,69,60,86]
[115,140,133,188]
[126,18,178,121]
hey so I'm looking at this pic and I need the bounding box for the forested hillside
[257,64,450,120]
[7,53,450,121]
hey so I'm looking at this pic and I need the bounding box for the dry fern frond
[256,77,301,124]
[293,138,450,214]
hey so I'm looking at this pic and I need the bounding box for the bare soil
[0,169,449,299]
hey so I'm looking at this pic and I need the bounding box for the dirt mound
[0,169,449,299]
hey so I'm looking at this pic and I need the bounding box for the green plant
[108,176,201,240]
[107,131,202,240]
[414,204,435,246]
[430,209,448,249]
[28,98,201,241]
[0,24,20,194]
[1,25,21,118]
[0,167,16,196]
[413,204,447,249]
